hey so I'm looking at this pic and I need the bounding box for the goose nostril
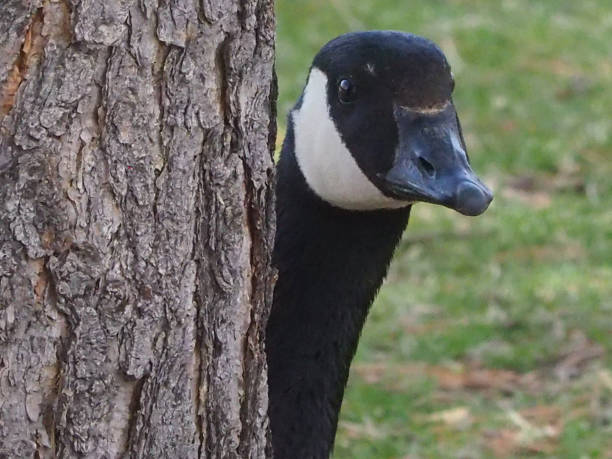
[417,156,436,177]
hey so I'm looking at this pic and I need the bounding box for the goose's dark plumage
[266,31,492,458]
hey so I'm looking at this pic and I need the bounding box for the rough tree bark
[0,0,276,457]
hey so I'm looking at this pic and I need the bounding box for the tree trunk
[0,0,276,457]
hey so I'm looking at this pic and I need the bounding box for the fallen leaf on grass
[352,362,425,385]
[520,405,561,426]
[519,58,578,78]
[484,429,518,457]
[400,316,466,336]
[501,167,587,209]
[598,369,612,392]
[495,243,585,263]
[554,332,605,381]
[338,417,386,440]
[484,407,562,457]
[508,409,562,439]
[556,76,594,100]
[485,430,559,457]
[353,362,538,394]
[428,366,522,392]
[501,187,552,209]
[427,406,472,430]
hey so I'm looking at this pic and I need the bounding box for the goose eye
[338,78,356,103]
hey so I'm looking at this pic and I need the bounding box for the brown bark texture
[0,0,276,457]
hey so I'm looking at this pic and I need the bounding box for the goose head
[291,31,493,215]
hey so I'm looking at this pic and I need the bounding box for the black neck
[266,125,411,458]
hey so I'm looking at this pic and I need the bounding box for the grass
[275,0,612,457]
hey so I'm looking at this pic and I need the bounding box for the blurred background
[275,0,612,457]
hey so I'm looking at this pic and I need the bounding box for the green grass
[276,1,612,457]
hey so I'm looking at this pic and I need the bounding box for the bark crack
[215,33,230,126]
[193,154,205,457]
[0,6,45,122]
[193,296,204,458]
[125,374,146,454]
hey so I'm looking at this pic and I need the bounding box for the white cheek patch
[292,67,408,211]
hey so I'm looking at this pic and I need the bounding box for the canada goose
[266,31,493,458]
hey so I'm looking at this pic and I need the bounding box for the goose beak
[379,104,493,216]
